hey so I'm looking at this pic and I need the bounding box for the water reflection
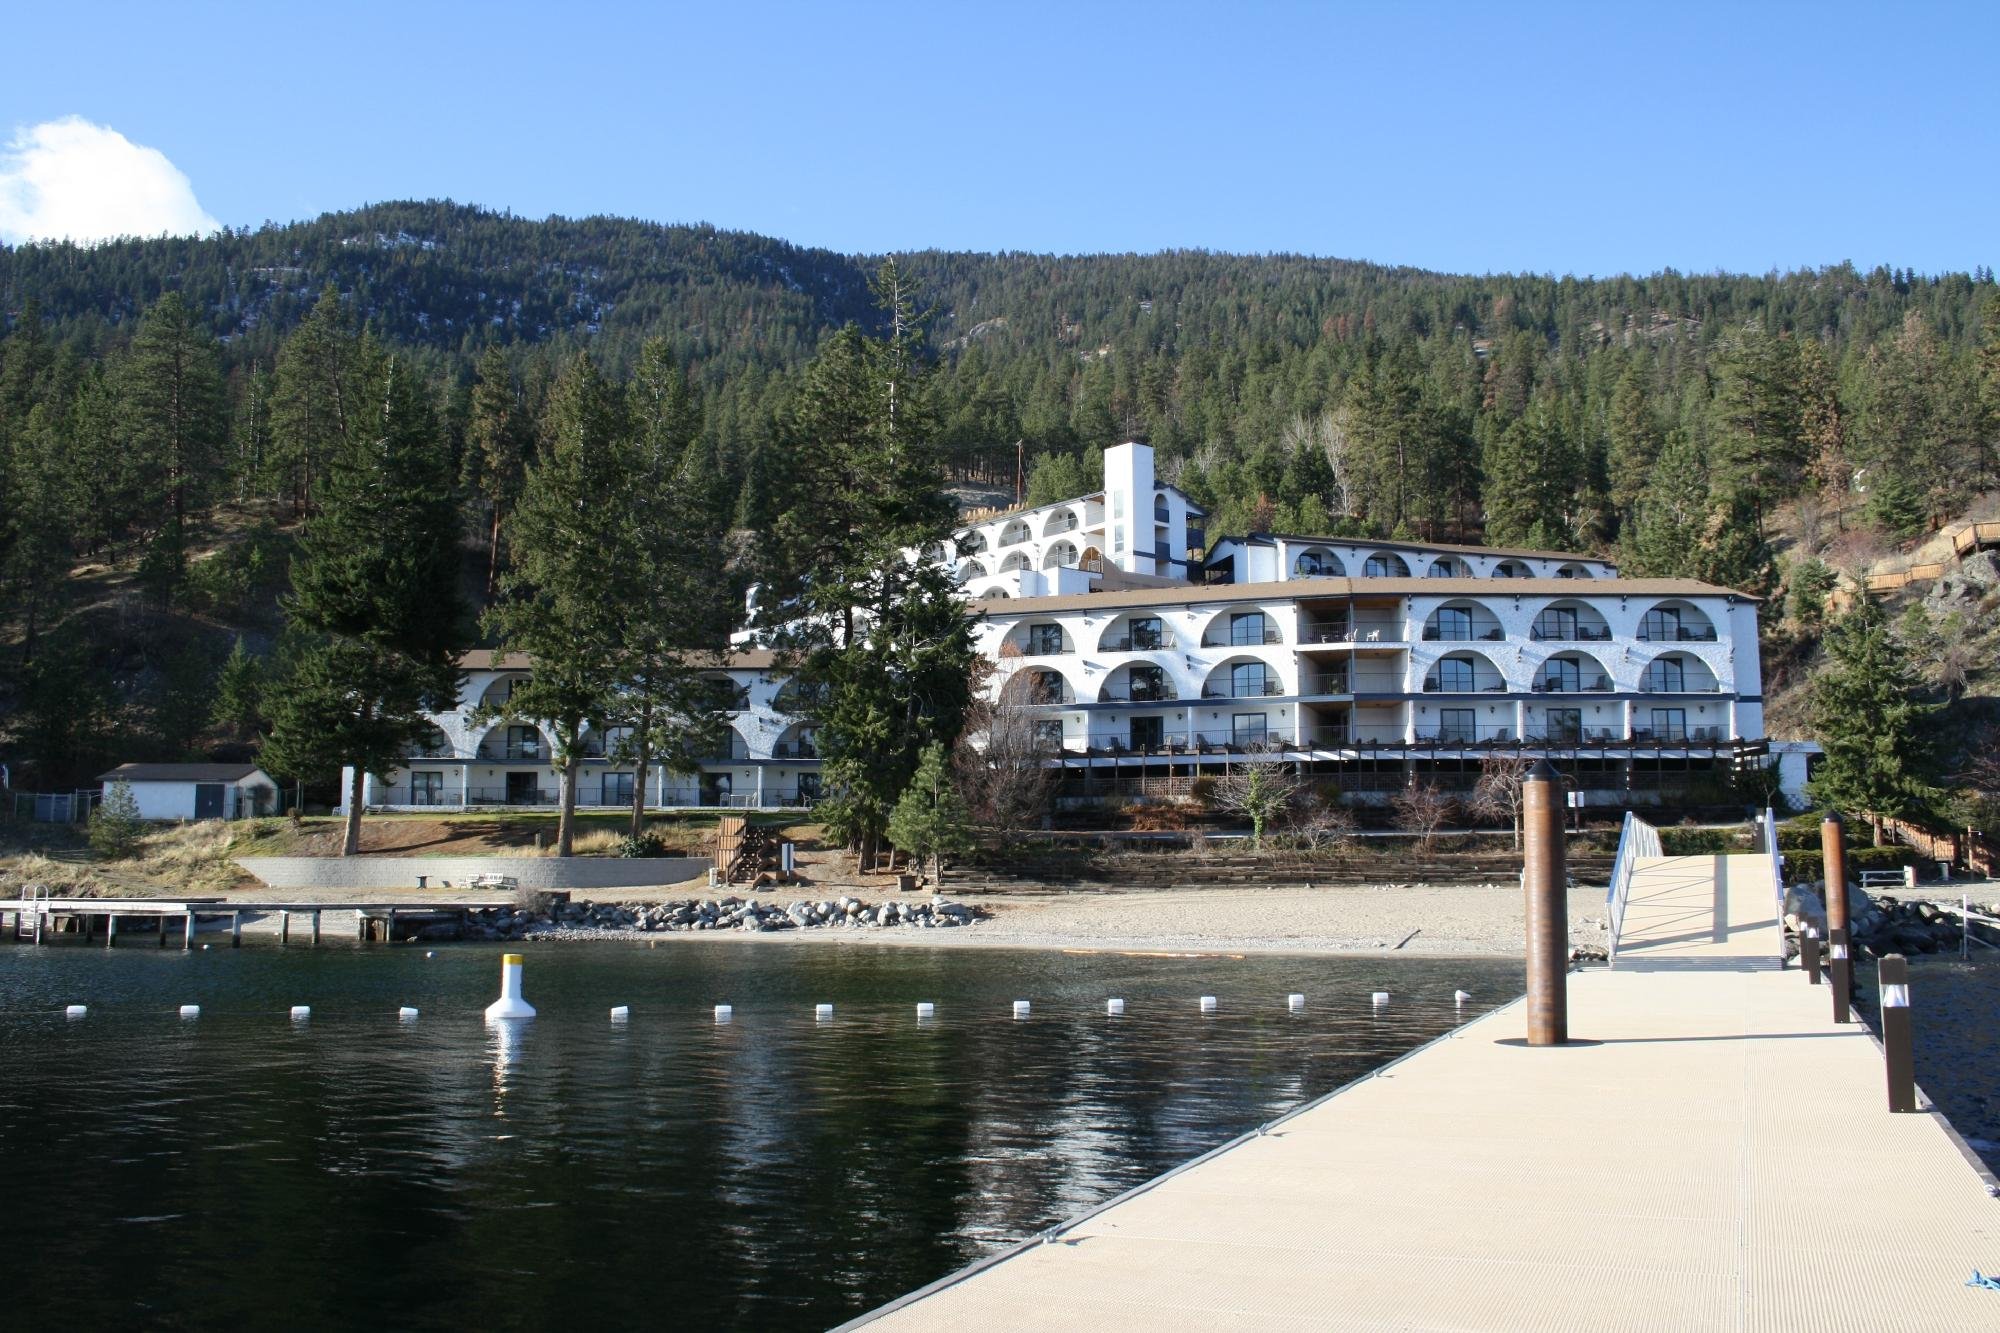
[0,941,1520,1331]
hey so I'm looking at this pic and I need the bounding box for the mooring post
[1823,812,1853,1020]
[1801,925,1820,984]
[230,911,242,948]
[183,910,196,951]
[279,909,291,945]
[311,910,322,947]
[1522,759,1568,1046]
[386,908,397,944]
[357,911,369,943]
[105,914,118,949]
[1879,954,1916,1112]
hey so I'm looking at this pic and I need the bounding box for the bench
[1859,868,1914,889]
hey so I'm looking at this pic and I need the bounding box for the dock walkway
[854,854,2000,1330]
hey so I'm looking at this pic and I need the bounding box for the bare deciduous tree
[1213,759,1302,851]
[1392,781,1456,854]
[1288,795,1358,851]
[952,662,1056,843]
[1469,752,1536,849]
[1280,409,1353,517]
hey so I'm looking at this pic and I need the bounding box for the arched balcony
[1292,546,1346,577]
[1639,652,1721,693]
[1042,507,1082,538]
[1533,652,1614,694]
[478,673,531,711]
[955,558,988,584]
[1492,560,1531,578]
[954,529,987,556]
[1530,599,1612,643]
[1427,555,1471,578]
[772,721,818,760]
[1200,607,1283,648]
[997,519,1032,548]
[1201,656,1285,699]
[476,722,550,761]
[976,587,1012,599]
[701,672,752,712]
[1009,621,1076,657]
[1043,539,1081,570]
[999,550,1032,573]
[1099,662,1178,703]
[1423,599,1504,642]
[1002,666,1076,707]
[772,677,826,718]
[703,725,754,762]
[1422,650,1507,694]
[1098,612,1177,653]
[1555,562,1595,579]
[1361,550,1413,577]
[1637,600,1719,643]
[409,723,456,758]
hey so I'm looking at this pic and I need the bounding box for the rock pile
[463,895,979,941]
[1782,883,1993,958]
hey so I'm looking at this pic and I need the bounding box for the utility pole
[1014,439,1025,507]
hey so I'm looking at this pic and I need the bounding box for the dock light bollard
[1012,1000,1031,1019]
[1802,926,1822,985]
[1521,760,1568,1046]
[1822,811,1851,938]
[1879,954,1917,1113]
[1107,998,1126,1015]
[483,953,535,1022]
[1199,996,1218,1013]
[1828,929,1853,1024]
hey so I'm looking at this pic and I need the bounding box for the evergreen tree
[886,741,972,883]
[263,357,467,855]
[89,780,144,860]
[1709,326,1804,535]
[1623,434,1709,577]
[211,636,266,741]
[269,286,362,515]
[114,292,226,595]
[1481,393,1578,548]
[1605,356,1663,525]
[462,345,532,595]
[1806,596,1940,841]
[482,352,630,856]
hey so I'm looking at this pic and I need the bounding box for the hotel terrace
[347,443,1776,814]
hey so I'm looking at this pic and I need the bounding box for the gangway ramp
[1613,852,1786,966]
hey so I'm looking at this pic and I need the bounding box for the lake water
[0,940,1519,1331]
[1858,951,2000,1174]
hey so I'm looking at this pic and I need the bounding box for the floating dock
[851,854,2000,1330]
[5,897,517,947]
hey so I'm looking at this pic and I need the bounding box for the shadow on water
[0,941,1520,1331]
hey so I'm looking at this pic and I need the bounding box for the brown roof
[1230,532,1612,566]
[457,649,779,671]
[975,575,1757,617]
[99,763,269,784]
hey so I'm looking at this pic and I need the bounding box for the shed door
[194,784,225,819]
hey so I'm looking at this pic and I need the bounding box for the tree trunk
[630,706,652,839]
[343,767,365,856]
[557,765,577,856]
[486,504,503,596]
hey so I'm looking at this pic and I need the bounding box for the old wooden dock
[6,897,517,947]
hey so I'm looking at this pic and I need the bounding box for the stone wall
[234,856,711,892]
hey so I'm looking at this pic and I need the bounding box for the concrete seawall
[234,856,711,892]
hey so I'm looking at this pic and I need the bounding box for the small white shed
[97,763,281,821]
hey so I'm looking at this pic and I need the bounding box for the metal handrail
[1605,811,1662,965]
[1761,806,1787,963]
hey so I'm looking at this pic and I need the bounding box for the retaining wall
[234,856,711,892]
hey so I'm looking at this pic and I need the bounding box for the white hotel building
[350,442,1774,813]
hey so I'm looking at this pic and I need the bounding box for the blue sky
[2,1,1994,275]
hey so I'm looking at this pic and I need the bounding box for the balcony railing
[1202,626,1283,647]
[1024,687,1074,706]
[1422,625,1506,641]
[1201,679,1284,698]
[1532,677,1612,693]
[1300,674,1350,695]
[997,529,1030,547]
[1022,640,1073,656]
[1422,679,1509,693]
[1530,625,1612,642]
[1102,630,1177,652]
[1639,679,1728,694]
[771,740,819,759]
[1047,515,1080,534]
[1631,725,1725,743]
[1638,626,1718,642]
[488,742,545,761]
[1100,682,1178,703]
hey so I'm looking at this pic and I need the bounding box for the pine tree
[462,344,532,595]
[212,636,266,741]
[269,286,362,515]
[114,292,226,596]
[263,357,467,855]
[1709,326,1804,536]
[886,741,972,883]
[1806,596,1940,841]
[1481,393,1578,548]
[89,780,144,859]
[482,352,631,856]
[1623,434,1709,578]
[1605,356,1663,526]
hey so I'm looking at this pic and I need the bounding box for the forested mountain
[3,200,1999,792]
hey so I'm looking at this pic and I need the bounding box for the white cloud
[0,116,221,246]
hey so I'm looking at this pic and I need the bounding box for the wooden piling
[1822,812,1850,937]
[183,910,195,950]
[279,909,290,945]
[230,911,242,948]
[1522,760,1568,1047]
[105,914,118,949]
[311,910,322,946]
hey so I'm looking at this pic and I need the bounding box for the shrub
[1780,846,1918,881]
[1660,828,1735,856]
[618,831,669,858]
[1187,775,1217,809]
[88,782,144,860]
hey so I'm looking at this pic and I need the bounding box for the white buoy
[1287,993,1305,1010]
[916,1002,935,1018]
[425,951,435,959]
[398,1006,419,1020]
[610,1005,630,1020]
[1199,995,1218,1013]
[1372,991,1390,1006]
[483,953,535,1022]
[1106,998,1126,1015]
[179,1004,200,1018]
[714,1003,733,1022]
[65,1004,87,1018]
[1012,999,1031,1018]
[201,944,211,951]
[815,1003,834,1019]
[290,1005,311,1021]
[1454,989,1472,1005]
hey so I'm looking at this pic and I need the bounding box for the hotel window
[603,772,634,806]
[507,725,541,758]
[1641,608,1683,641]
[411,771,445,805]
[1650,708,1687,741]
[1112,490,1124,519]
[1033,720,1065,749]
[1438,709,1476,743]
[1129,716,1165,750]
[1541,658,1580,692]
[1644,657,1686,692]
[1546,708,1583,743]
[1230,661,1272,697]
[1535,607,1578,641]
[1232,713,1269,745]
[1364,554,1393,577]
[1028,624,1065,655]
[1433,656,1475,692]
[1434,606,1472,641]
[1229,611,1270,646]
[1127,665,1167,701]
[1128,616,1165,650]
